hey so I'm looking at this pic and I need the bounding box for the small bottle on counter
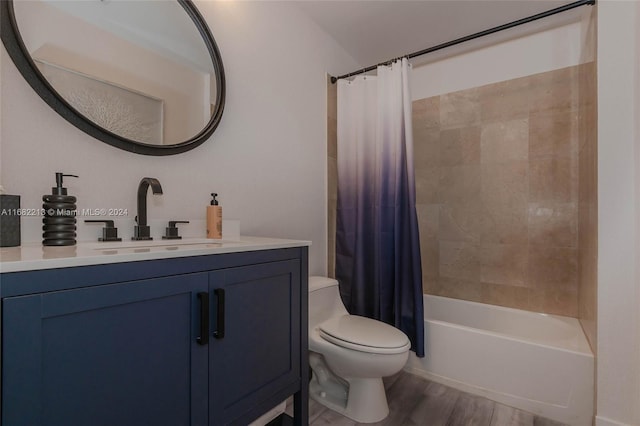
[206,193,222,239]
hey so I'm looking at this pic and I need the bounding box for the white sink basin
[92,238,238,251]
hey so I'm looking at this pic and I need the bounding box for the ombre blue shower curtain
[335,58,424,357]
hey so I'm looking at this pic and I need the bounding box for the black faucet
[133,177,163,240]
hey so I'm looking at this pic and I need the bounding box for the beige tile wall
[414,64,595,318]
[325,65,596,320]
[577,61,597,349]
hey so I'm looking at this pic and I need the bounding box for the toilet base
[344,377,389,423]
[309,353,389,423]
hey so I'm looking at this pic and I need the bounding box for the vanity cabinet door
[2,273,209,426]
[209,260,301,425]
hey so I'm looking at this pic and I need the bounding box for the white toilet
[308,276,411,423]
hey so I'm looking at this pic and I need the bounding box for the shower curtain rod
[330,0,595,84]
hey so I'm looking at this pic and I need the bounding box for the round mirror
[1,0,225,155]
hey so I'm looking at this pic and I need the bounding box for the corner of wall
[579,4,597,65]
[596,1,640,424]
[634,1,640,422]
[326,74,337,278]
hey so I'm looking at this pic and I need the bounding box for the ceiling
[31,0,587,76]
[295,0,584,68]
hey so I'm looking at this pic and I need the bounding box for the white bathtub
[405,295,594,426]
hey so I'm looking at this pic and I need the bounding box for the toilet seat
[318,315,410,355]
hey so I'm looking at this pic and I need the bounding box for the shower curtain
[336,58,424,357]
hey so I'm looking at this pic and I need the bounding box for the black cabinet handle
[213,288,225,339]
[197,292,209,345]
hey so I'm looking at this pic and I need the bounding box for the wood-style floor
[284,371,567,426]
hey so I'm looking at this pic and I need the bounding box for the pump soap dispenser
[206,193,222,239]
[42,172,79,246]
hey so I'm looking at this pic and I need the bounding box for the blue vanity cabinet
[2,273,210,426]
[209,260,301,425]
[0,246,309,426]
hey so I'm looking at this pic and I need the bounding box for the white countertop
[0,236,311,273]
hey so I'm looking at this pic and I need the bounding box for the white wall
[411,12,594,99]
[0,1,359,275]
[596,1,640,425]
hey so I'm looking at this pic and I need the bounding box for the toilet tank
[309,276,348,328]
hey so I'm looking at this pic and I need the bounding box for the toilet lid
[318,315,410,355]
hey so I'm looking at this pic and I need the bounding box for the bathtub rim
[423,294,593,357]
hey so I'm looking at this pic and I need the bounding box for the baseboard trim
[595,415,633,426]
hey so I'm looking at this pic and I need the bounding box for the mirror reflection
[13,0,219,146]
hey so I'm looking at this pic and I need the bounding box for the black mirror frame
[0,0,225,156]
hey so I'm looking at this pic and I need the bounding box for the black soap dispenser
[42,172,79,246]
